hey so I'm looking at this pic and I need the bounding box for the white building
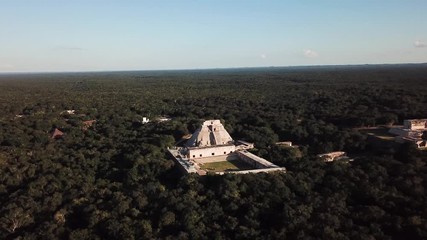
[142,117,150,124]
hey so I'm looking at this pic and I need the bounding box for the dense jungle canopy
[0,64,427,239]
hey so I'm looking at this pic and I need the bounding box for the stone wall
[188,145,236,159]
[237,150,279,168]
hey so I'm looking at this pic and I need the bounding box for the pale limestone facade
[188,144,236,159]
[186,120,233,147]
[185,120,236,159]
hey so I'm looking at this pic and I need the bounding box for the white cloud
[414,40,427,48]
[260,54,267,59]
[303,49,318,58]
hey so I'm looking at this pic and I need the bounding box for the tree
[0,206,33,234]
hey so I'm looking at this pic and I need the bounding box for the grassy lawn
[201,159,254,172]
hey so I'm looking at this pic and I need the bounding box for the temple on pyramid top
[186,120,233,147]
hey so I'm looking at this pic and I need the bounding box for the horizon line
[0,62,426,75]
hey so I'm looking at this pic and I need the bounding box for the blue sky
[0,0,426,72]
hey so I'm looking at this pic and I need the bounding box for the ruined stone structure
[389,119,427,149]
[168,119,286,175]
[184,120,236,159]
[404,119,427,130]
[186,120,233,147]
[187,145,236,160]
[317,151,350,162]
[142,117,150,124]
[276,141,293,147]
